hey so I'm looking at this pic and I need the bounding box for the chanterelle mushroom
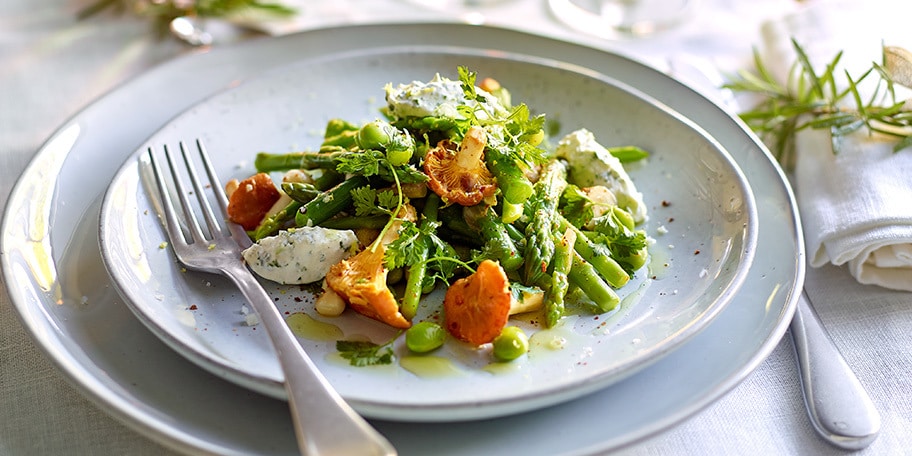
[424,125,496,206]
[443,259,512,345]
[324,204,417,329]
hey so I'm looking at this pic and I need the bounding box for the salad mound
[228,67,651,363]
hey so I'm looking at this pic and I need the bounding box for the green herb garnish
[336,339,395,367]
[725,39,912,167]
[351,186,400,218]
[457,66,548,167]
[78,0,295,36]
[334,150,427,184]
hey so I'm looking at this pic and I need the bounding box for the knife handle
[790,290,881,450]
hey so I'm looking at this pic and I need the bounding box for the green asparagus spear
[501,200,524,223]
[251,200,303,241]
[475,209,524,272]
[567,252,620,312]
[588,207,649,275]
[323,118,359,137]
[544,228,576,327]
[401,194,441,320]
[557,215,630,289]
[389,116,458,133]
[321,118,359,148]
[610,205,636,231]
[436,205,480,242]
[280,182,320,203]
[248,183,319,241]
[309,168,345,190]
[254,148,344,173]
[485,145,534,205]
[618,248,649,273]
[503,222,525,245]
[523,159,568,286]
[294,175,369,228]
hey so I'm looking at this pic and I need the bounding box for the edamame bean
[405,321,446,353]
[492,326,529,361]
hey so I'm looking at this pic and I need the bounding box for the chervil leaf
[420,224,461,282]
[559,185,595,228]
[377,189,401,210]
[351,186,380,217]
[334,149,427,184]
[589,211,648,273]
[383,218,458,282]
[335,150,382,176]
[458,66,478,101]
[336,340,394,367]
[384,221,425,270]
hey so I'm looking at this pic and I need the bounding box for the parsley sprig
[725,39,912,167]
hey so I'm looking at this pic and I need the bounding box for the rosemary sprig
[725,38,912,168]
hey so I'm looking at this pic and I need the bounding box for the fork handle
[223,263,396,456]
[790,289,880,450]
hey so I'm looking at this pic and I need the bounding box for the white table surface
[2,0,911,455]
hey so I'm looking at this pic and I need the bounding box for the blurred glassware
[404,0,517,8]
[400,0,520,24]
[548,0,697,39]
[170,16,213,46]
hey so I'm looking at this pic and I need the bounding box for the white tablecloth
[2,0,911,454]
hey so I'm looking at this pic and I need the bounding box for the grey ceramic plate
[1,23,802,455]
[98,47,757,422]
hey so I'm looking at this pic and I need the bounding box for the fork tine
[148,146,191,246]
[162,144,208,245]
[195,139,253,249]
[179,141,224,240]
[196,139,229,216]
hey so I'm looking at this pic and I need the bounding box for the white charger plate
[98,48,757,422]
[1,23,802,455]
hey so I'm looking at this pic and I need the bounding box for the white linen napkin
[760,0,912,291]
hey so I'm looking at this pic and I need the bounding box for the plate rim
[1,22,803,455]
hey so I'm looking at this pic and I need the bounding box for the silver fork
[147,139,396,456]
